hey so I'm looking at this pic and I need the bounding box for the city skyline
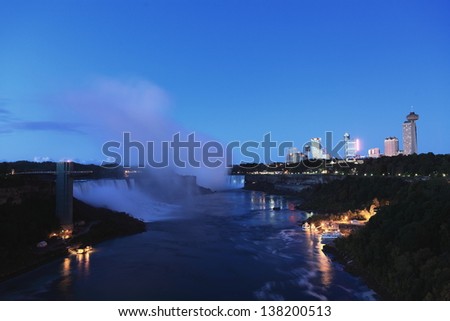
[1,0,449,164]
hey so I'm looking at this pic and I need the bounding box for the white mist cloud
[58,77,173,142]
[55,77,229,190]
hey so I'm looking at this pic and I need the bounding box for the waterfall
[73,179,180,222]
[226,175,245,189]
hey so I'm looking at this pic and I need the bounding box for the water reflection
[76,252,91,276]
[249,191,333,291]
[300,224,333,288]
[76,252,91,277]
[59,257,72,295]
[250,192,288,210]
[58,252,91,295]
[316,243,332,287]
[62,258,70,277]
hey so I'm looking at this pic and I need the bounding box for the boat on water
[321,231,343,240]
[68,245,93,255]
[301,222,320,232]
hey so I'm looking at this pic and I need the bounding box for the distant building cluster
[285,110,420,163]
[285,133,360,162]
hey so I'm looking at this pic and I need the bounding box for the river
[0,190,376,300]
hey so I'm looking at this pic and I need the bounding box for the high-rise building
[402,111,419,155]
[384,137,399,157]
[310,138,323,159]
[368,148,380,158]
[344,133,357,160]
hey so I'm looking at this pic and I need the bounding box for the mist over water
[60,78,242,221]
[73,179,181,222]
[74,171,245,222]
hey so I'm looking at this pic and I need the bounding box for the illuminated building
[286,147,306,164]
[368,148,380,158]
[310,138,323,159]
[56,161,74,230]
[343,133,358,160]
[402,111,419,155]
[384,137,399,157]
[286,147,299,164]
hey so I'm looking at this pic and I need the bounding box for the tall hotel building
[402,112,419,155]
[384,137,399,157]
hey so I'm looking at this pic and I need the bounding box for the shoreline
[0,248,67,284]
[322,243,389,300]
[0,227,147,284]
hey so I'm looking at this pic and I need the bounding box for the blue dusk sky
[1,0,449,164]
